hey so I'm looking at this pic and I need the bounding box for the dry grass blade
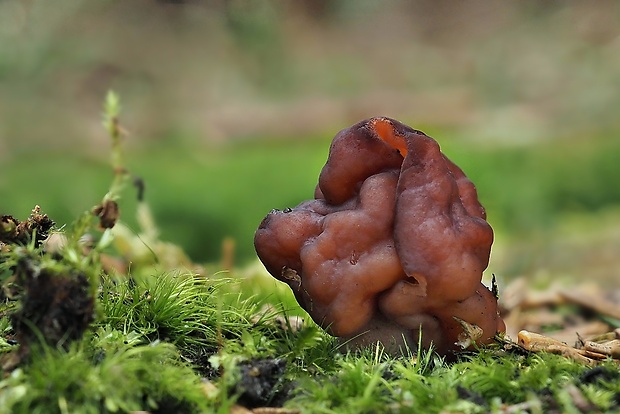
[560,288,620,321]
[517,329,620,366]
[506,278,620,365]
[501,278,620,348]
[583,339,620,358]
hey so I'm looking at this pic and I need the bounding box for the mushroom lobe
[254,117,505,355]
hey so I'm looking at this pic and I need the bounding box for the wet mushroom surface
[255,117,505,356]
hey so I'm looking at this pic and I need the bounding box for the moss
[1,92,619,413]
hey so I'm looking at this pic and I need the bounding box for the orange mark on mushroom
[369,117,408,157]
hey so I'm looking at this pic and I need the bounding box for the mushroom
[254,117,505,355]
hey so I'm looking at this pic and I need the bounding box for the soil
[235,358,292,409]
[11,257,95,355]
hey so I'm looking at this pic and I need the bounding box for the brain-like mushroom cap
[254,117,505,355]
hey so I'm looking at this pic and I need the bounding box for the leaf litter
[500,276,620,366]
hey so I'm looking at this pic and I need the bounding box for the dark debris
[92,199,120,229]
[0,206,54,248]
[235,358,291,409]
[456,385,488,408]
[580,366,620,385]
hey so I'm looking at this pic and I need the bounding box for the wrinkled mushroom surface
[254,117,505,355]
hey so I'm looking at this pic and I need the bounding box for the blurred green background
[1,0,619,284]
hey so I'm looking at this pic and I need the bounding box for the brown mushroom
[254,117,505,355]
